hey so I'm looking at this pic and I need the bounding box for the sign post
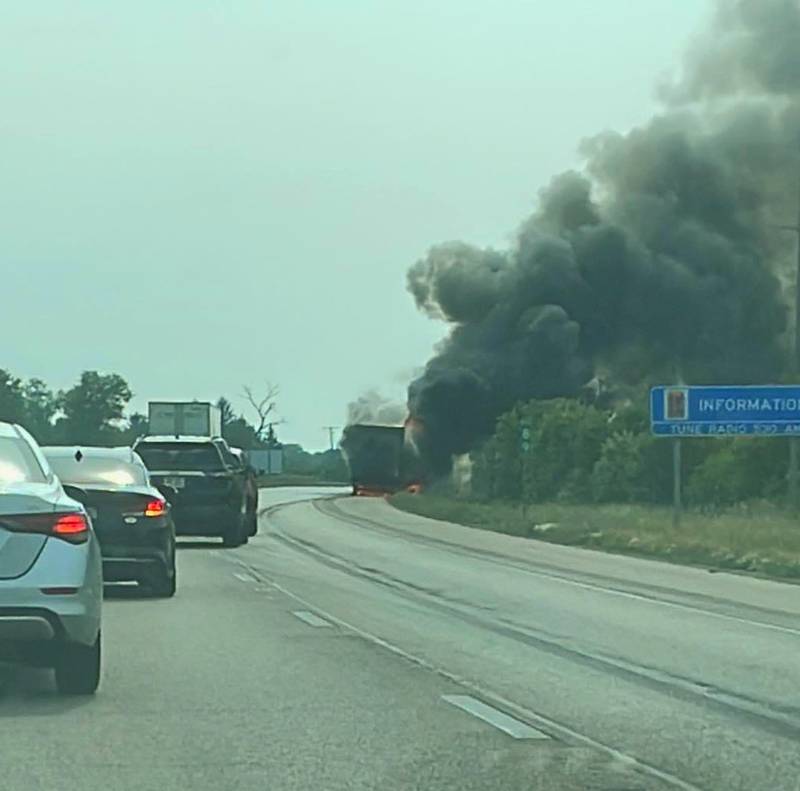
[672,438,682,529]
[651,384,800,516]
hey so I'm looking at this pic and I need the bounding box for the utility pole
[773,170,800,510]
[323,426,340,451]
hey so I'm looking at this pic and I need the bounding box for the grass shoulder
[390,493,800,581]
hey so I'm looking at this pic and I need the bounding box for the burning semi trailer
[340,420,423,497]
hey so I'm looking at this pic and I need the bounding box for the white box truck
[147,401,222,437]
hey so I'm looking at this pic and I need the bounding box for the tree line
[0,369,270,450]
[0,368,349,481]
[470,394,789,510]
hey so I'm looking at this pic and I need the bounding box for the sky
[1,0,710,450]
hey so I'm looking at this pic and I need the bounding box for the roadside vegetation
[392,494,800,579]
[0,369,345,479]
[392,394,800,581]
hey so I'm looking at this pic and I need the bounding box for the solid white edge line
[442,694,550,740]
[231,562,702,791]
[292,610,332,628]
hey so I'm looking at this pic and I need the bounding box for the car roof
[42,445,141,464]
[0,422,22,439]
[136,435,220,444]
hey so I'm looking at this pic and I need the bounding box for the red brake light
[0,512,89,544]
[52,513,89,543]
[144,499,166,517]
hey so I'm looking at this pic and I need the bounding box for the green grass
[390,494,800,580]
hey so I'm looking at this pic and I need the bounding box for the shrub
[591,431,649,503]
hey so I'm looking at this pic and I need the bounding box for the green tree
[217,396,262,449]
[22,378,57,443]
[492,408,524,500]
[120,412,148,445]
[686,438,788,509]
[591,431,655,503]
[0,369,25,424]
[521,399,611,502]
[317,449,349,481]
[471,437,500,501]
[222,416,261,449]
[57,371,133,445]
[216,397,236,429]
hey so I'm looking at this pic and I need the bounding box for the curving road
[2,486,799,790]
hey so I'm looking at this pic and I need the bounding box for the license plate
[163,477,185,490]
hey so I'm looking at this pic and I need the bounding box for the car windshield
[0,437,47,484]
[136,444,223,472]
[46,455,147,487]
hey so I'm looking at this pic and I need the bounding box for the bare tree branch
[242,383,280,439]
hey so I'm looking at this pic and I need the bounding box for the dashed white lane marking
[234,572,257,583]
[233,551,701,789]
[442,694,550,740]
[292,610,332,628]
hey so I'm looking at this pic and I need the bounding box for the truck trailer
[340,423,421,496]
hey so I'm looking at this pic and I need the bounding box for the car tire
[222,511,245,548]
[148,558,177,598]
[54,633,101,696]
[246,510,258,537]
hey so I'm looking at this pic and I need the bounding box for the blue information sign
[651,385,800,436]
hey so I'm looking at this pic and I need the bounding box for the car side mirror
[62,484,89,504]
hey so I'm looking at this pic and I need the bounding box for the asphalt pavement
[2,486,799,790]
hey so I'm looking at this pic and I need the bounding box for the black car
[43,446,177,597]
[133,436,250,547]
[230,447,259,537]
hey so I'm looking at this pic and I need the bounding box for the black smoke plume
[408,0,798,476]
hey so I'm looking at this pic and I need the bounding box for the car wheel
[247,511,258,537]
[222,512,245,548]
[54,633,101,696]
[147,558,177,598]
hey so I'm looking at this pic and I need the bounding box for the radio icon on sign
[664,387,689,421]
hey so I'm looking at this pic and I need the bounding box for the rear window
[136,443,223,472]
[0,437,47,484]
[47,455,147,487]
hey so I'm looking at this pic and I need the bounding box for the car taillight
[51,513,90,544]
[144,499,166,517]
[1,512,89,545]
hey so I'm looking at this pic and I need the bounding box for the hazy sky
[2,0,709,449]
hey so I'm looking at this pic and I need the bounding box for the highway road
[2,487,800,790]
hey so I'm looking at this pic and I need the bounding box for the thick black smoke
[408,0,798,476]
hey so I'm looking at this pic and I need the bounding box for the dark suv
[134,436,250,547]
[230,448,259,538]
